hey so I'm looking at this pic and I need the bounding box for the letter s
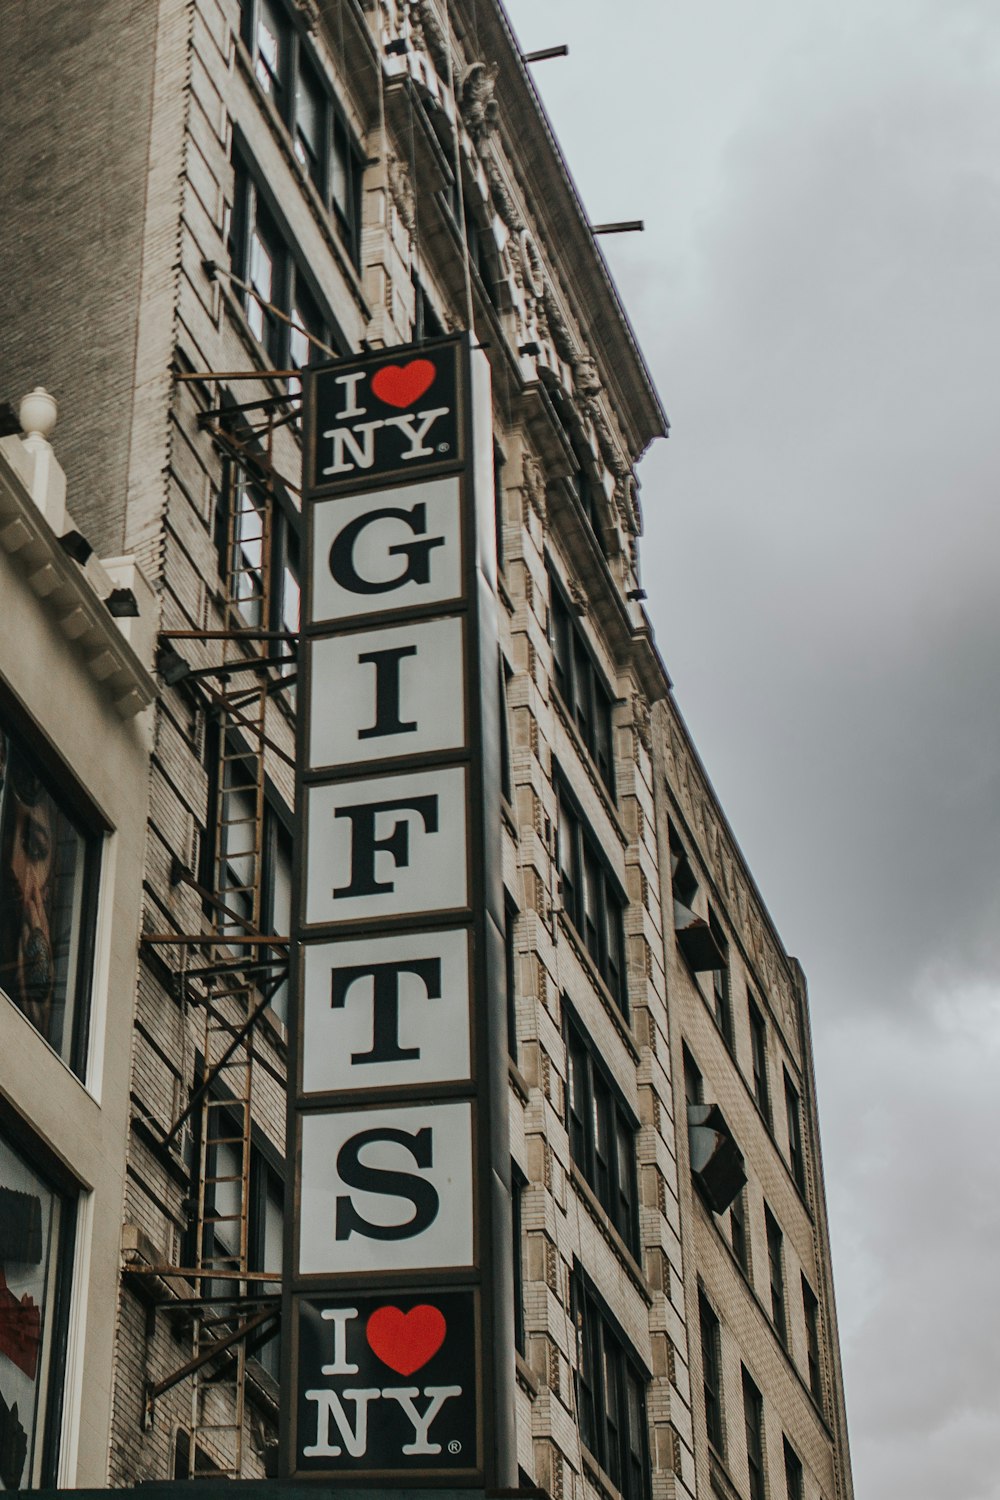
[335,1126,440,1241]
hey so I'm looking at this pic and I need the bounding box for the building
[0,391,157,1487]
[0,3,853,1499]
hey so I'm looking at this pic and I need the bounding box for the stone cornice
[0,447,158,719]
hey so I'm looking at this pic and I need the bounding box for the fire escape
[132,381,301,1476]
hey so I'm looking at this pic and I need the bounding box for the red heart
[366,1304,446,1376]
[370,358,437,409]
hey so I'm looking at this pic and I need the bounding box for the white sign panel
[304,767,468,925]
[308,616,466,770]
[301,928,472,1093]
[299,1102,474,1274]
[309,477,463,627]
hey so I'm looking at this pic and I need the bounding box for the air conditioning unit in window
[687,1103,747,1215]
[676,913,727,972]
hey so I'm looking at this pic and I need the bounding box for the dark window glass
[742,1366,766,1500]
[783,1437,804,1500]
[0,720,99,1074]
[494,443,506,573]
[765,1205,786,1344]
[248,1151,283,1379]
[254,0,287,98]
[669,823,699,927]
[683,1044,703,1108]
[708,908,732,1046]
[784,1069,806,1193]
[802,1277,823,1406]
[499,657,512,804]
[548,574,616,795]
[699,1292,724,1454]
[556,784,627,1010]
[414,279,445,342]
[293,55,325,183]
[748,995,770,1124]
[730,1187,749,1275]
[572,1268,650,1500]
[0,1127,76,1488]
[512,1164,526,1356]
[504,897,518,1061]
[565,1011,638,1252]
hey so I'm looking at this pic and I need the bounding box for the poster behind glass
[0,724,90,1067]
[0,1132,69,1489]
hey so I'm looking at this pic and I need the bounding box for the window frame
[571,1264,651,1500]
[764,1204,787,1345]
[698,1290,725,1456]
[748,993,771,1125]
[0,1111,79,1489]
[238,0,364,264]
[741,1365,766,1500]
[802,1275,823,1407]
[556,778,627,1012]
[783,1436,804,1500]
[707,907,733,1048]
[729,1185,750,1276]
[0,700,104,1079]
[784,1068,806,1194]
[564,1005,640,1254]
[549,569,617,797]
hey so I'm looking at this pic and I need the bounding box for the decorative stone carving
[520,230,545,298]
[411,0,449,76]
[459,60,501,146]
[484,155,523,233]
[290,0,320,28]
[386,150,416,234]
[632,694,652,754]
[521,453,546,523]
[573,356,601,398]
[566,578,588,616]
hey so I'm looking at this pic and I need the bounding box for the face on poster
[301,928,472,1094]
[303,767,469,926]
[298,1101,474,1275]
[307,615,467,771]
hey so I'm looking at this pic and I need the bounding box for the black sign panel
[295,1291,479,1474]
[310,344,461,489]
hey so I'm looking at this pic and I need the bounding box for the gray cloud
[506,1,1000,1494]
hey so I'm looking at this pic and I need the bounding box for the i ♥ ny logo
[313,340,461,483]
[297,1290,478,1471]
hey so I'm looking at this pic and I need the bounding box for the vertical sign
[281,336,515,1486]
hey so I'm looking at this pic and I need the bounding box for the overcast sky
[504,3,1000,1496]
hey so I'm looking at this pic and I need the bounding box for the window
[729,1186,749,1275]
[512,1164,526,1356]
[230,158,336,372]
[565,1010,639,1252]
[683,1045,704,1108]
[783,1437,804,1500]
[748,994,770,1124]
[0,715,100,1075]
[698,1291,724,1455]
[494,442,507,574]
[0,1125,76,1488]
[202,736,293,1023]
[741,1366,766,1500]
[572,1267,650,1500]
[239,0,364,262]
[669,824,699,928]
[556,784,627,1010]
[708,909,732,1047]
[499,657,513,805]
[784,1070,806,1193]
[764,1205,786,1344]
[248,1150,283,1380]
[214,459,301,666]
[504,897,518,1061]
[802,1276,823,1406]
[550,573,616,794]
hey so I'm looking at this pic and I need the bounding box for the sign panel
[308,616,467,769]
[299,1103,475,1275]
[301,928,472,1094]
[296,1291,479,1475]
[284,336,514,1486]
[309,477,464,626]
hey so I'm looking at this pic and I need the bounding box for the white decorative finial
[19,387,58,444]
